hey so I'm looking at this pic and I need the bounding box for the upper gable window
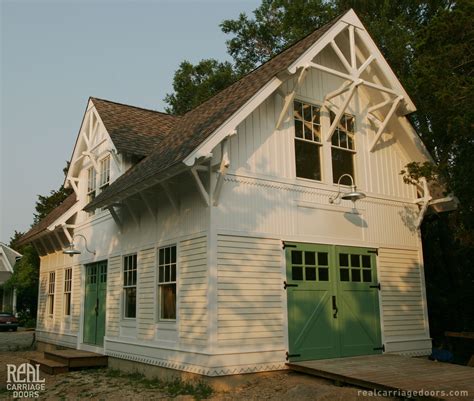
[330,111,356,185]
[294,100,322,181]
[87,167,96,202]
[99,156,110,189]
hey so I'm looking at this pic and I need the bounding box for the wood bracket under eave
[369,96,403,152]
[414,178,432,229]
[161,181,179,212]
[191,165,210,207]
[276,66,309,130]
[107,205,123,231]
[213,137,231,206]
[139,192,156,219]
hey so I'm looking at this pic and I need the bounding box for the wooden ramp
[287,354,474,400]
[30,349,107,375]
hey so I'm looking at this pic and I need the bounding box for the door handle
[332,295,338,319]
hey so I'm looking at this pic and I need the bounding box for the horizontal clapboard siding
[106,255,122,338]
[71,264,81,332]
[379,248,428,339]
[138,248,155,340]
[37,271,48,330]
[217,235,284,347]
[179,235,208,346]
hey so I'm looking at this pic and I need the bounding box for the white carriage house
[19,10,456,376]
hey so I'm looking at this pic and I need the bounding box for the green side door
[83,261,107,346]
[286,243,382,362]
[335,246,382,357]
[286,243,339,361]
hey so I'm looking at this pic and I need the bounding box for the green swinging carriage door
[286,243,382,362]
[83,261,107,347]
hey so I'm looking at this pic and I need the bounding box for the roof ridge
[181,12,345,118]
[90,97,179,118]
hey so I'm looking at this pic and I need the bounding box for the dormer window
[330,111,356,186]
[99,156,110,190]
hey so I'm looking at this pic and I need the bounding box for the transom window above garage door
[291,249,329,281]
[338,252,373,282]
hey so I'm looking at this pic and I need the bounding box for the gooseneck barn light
[63,234,96,257]
[329,174,366,204]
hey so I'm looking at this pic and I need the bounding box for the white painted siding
[225,49,417,202]
[378,248,430,350]
[138,248,155,340]
[216,235,284,348]
[71,264,81,332]
[179,235,208,346]
[106,255,121,338]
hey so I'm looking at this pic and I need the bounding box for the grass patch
[104,368,213,399]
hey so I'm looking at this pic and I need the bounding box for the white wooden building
[0,243,21,314]
[18,10,456,376]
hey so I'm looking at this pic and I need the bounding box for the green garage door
[286,243,382,362]
[83,261,107,347]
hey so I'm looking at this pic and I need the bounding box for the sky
[0,0,260,244]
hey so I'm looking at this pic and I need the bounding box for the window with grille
[48,272,55,315]
[294,100,322,181]
[330,111,356,185]
[87,166,96,216]
[123,254,137,319]
[64,268,72,316]
[157,245,177,320]
[99,156,110,189]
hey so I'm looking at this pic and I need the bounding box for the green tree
[163,0,473,340]
[164,59,238,115]
[33,162,72,224]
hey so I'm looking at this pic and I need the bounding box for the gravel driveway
[0,328,34,351]
[0,350,397,400]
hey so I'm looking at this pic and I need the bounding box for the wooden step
[44,349,108,368]
[30,357,68,375]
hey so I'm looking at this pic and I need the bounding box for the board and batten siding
[216,235,284,348]
[179,235,208,346]
[378,247,430,354]
[106,255,122,338]
[138,248,155,340]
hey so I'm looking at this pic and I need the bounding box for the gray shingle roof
[17,194,77,246]
[92,98,181,157]
[84,15,341,211]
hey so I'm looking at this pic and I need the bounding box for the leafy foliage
[164,59,238,115]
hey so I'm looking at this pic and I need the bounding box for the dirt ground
[0,351,396,401]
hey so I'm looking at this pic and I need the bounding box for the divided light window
[294,100,322,181]
[99,156,110,190]
[330,111,356,186]
[157,245,177,320]
[64,268,72,316]
[87,167,96,216]
[48,272,55,315]
[123,254,137,319]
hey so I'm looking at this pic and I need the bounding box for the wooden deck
[287,354,474,400]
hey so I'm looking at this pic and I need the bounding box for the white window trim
[122,253,137,320]
[47,271,55,316]
[293,98,325,183]
[63,267,72,317]
[156,243,178,326]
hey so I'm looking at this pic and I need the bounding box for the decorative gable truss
[66,101,120,197]
[277,10,412,151]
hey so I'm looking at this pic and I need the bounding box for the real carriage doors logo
[6,363,46,398]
